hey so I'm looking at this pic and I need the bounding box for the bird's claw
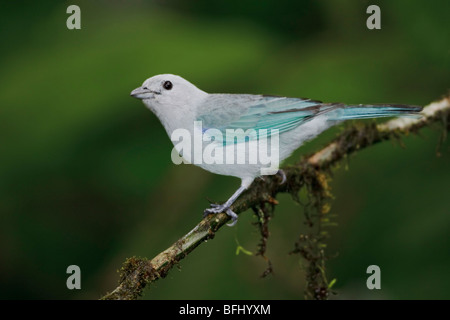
[277,169,287,185]
[204,203,229,215]
[204,203,238,227]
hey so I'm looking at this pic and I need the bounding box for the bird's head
[131,74,207,115]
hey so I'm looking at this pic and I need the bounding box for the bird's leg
[204,185,248,227]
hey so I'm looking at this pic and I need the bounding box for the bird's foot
[204,203,238,227]
[277,169,287,185]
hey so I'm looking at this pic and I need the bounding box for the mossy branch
[101,95,450,300]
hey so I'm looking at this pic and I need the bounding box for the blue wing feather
[197,95,324,145]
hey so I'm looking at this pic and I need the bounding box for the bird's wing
[196,94,333,144]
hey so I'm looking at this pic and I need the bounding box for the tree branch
[101,95,450,300]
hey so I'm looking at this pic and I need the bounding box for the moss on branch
[101,95,450,300]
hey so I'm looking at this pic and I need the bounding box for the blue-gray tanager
[131,74,422,226]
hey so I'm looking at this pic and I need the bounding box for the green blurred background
[0,0,449,299]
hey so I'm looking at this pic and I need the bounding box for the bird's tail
[325,104,423,121]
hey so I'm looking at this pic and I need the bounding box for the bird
[131,74,422,226]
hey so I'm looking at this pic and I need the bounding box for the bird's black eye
[163,81,173,90]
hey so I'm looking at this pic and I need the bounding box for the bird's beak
[130,86,152,99]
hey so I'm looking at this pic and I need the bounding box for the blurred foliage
[0,0,449,299]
